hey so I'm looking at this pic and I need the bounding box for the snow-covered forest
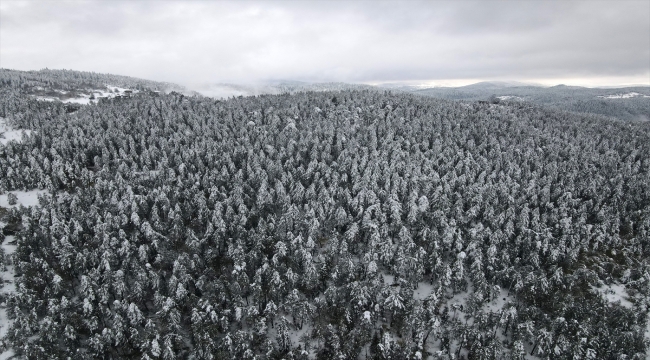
[0,69,649,359]
[409,83,650,123]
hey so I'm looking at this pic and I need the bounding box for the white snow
[597,92,650,99]
[265,317,314,358]
[35,97,56,102]
[31,84,139,105]
[594,283,650,355]
[596,283,633,308]
[413,281,435,301]
[415,282,537,358]
[363,310,372,322]
[62,96,92,105]
[497,95,524,101]
[381,273,396,286]
[286,323,313,353]
[0,190,47,209]
[446,289,472,321]
[0,130,32,146]
[0,118,33,146]
[482,288,515,313]
[105,85,136,94]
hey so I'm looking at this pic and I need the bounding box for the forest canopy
[0,69,649,359]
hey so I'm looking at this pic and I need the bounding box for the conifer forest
[0,69,649,359]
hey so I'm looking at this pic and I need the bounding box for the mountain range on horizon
[187,77,649,122]
[2,67,648,122]
[189,79,650,99]
[192,79,650,94]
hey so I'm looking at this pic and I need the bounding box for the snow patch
[0,118,33,146]
[446,289,472,320]
[0,190,47,209]
[594,284,650,353]
[497,95,524,101]
[31,84,139,105]
[597,92,650,99]
[35,97,57,102]
[363,310,371,322]
[413,281,435,301]
[482,288,515,313]
[62,96,92,105]
[596,283,633,308]
[0,130,33,146]
[381,273,396,286]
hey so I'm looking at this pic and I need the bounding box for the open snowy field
[0,190,47,209]
[0,118,33,146]
[33,84,139,105]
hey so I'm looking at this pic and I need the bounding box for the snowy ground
[597,92,650,99]
[379,273,529,359]
[34,84,139,105]
[413,281,434,301]
[596,283,634,308]
[0,118,33,146]
[594,283,650,357]
[411,280,535,359]
[482,288,515,313]
[264,317,315,359]
[497,95,525,101]
[0,190,47,209]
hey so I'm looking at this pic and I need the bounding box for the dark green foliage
[0,69,649,359]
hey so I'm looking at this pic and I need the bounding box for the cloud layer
[1,0,648,86]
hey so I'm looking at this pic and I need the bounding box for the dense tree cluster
[415,84,650,122]
[0,70,649,359]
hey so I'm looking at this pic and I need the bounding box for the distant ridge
[191,81,376,99]
[0,68,191,94]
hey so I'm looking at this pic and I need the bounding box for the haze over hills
[1,67,646,122]
[188,79,650,122]
[406,82,650,122]
[377,81,545,92]
[190,81,377,99]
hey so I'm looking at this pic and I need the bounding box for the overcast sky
[1,0,649,87]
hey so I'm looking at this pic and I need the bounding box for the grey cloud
[0,0,648,87]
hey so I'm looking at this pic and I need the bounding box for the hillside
[0,69,649,359]
[193,81,376,99]
[411,82,650,122]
